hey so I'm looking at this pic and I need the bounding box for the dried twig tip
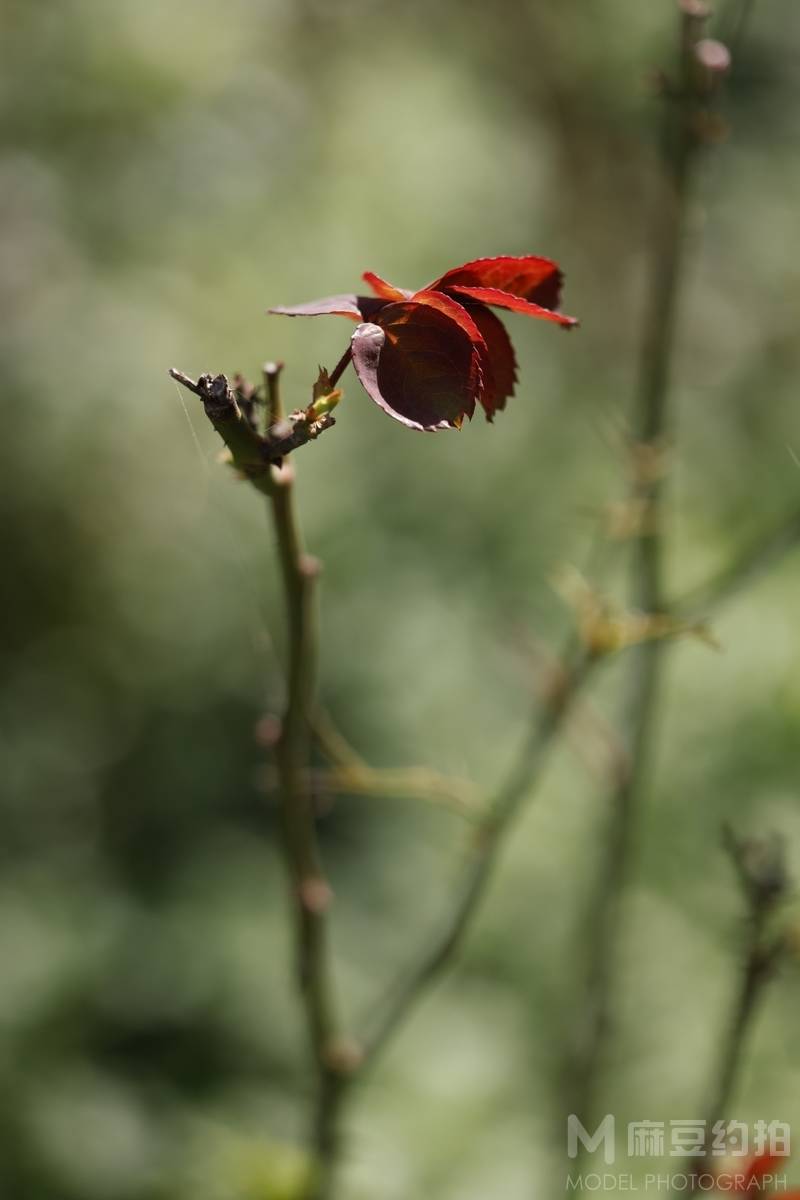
[168,367,203,397]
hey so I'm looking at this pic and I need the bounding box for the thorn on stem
[323,1036,364,1076]
[300,554,322,580]
[300,875,334,914]
[255,714,282,748]
[272,461,296,487]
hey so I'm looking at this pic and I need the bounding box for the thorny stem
[264,362,348,1200]
[566,2,715,1135]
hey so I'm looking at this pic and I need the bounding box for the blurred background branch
[674,501,800,620]
[683,828,791,1197]
[565,0,733,1133]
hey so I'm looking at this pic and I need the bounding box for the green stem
[264,362,345,1200]
[327,346,352,389]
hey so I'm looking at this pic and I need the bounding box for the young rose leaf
[270,254,578,432]
[350,302,478,431]
[362,271,412,301]
[447,284,578,328]
[429,254,564,311]
[313,366,335,399]
[269,294,387,322]
[308,366,342,419]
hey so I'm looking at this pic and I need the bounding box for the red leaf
[350,302,478,431]
[269,294,387,322]
[410,288,486,401]
[466,304,518,419]
[410,289,487,350]
[448,284,578,328]
[429,255,564,311]
[362,271,412,301]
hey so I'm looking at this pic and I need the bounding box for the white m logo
[567,1114,615,1164]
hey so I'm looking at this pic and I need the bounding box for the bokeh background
[3,1,800,1197]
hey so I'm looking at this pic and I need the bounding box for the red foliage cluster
[270,255,577,431]
[728,1151,798,1197]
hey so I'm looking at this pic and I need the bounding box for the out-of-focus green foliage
[2,2,800,1197]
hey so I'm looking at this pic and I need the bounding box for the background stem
[566,3,708,1134]
[681,829,786,1198]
